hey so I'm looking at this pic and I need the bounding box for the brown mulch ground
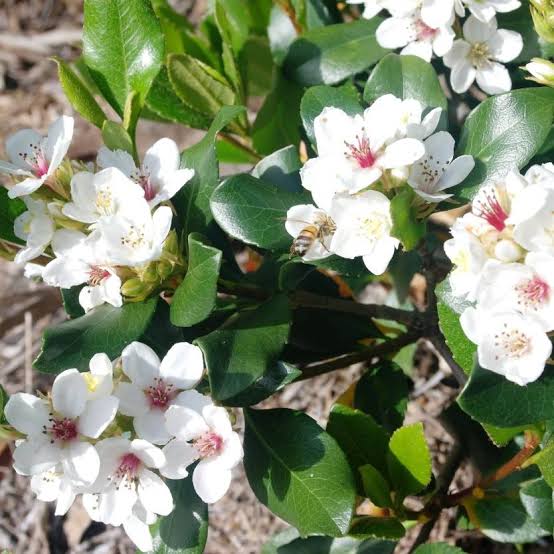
[0,1,550,553]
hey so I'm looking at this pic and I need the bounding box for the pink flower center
[117,453,142,479]
[474,190,509,231]
[144,377,176,410]
[345,135,376,169]
[88,266,111,286]
[516,276,550,308]
[46,417,79,443]
[136,173,156,202]
[194,431,223,458]
[416,20,438,41]
[19,143,49,177]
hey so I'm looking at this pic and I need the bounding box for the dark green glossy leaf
[211,173,310,251]
[252,145,302,193]
[349,517,405,540]
[0,188,25,244]
[301,82,362,149]
[453,87,554,202]
[196,295,291,405]
[52,57,106,128]
[520,478,554,532]
[240,36,275,97]
[529,441,554,489]
[390,188,426,251]
[458,364,554,427]
[359,464,392,509]
[216,138,259,164]
[244,407,356,537]
[101,121,134,156]
[284,19,388,86]
[83,0,164,116]
[60,287,85,319]
[364,54,447,110]
[215,0,250,54]
[33,298,158,372]
[171,233,222,327]
[386,422,431,498]
[482,423,526,447]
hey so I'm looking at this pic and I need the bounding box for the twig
[219,133,261,162]
[24,311,32,394]
[429,335,468,386]
[409,518,437,553]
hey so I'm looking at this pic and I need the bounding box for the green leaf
[101,120,134,156]
[244,407,356,537]
[216,138,259,164]
[529,441,554,489]
[284,19,389,86]
[0,188,25,244]
[252,145,302,193]
[453,88,554,202]
[364,54,447,110]
[211,173,310,251]
[252,74,304,155]
[482,423,526,447]
[349,517,405,540]
[354,362,409,433]
[176,105,246,241]
[458,364,554,427]
[520,478,554,532]
[145,68,211,130]
[359,464,392,509]
[262,528,396,554]
[83,0,164,116]
[214,0,250,54]
[301,82,362,149]
[240,36,275,97]
[33,298,158,372]
[471,496,547,543]
[150,471,208,553]
[170,233,222,327]
[327,405,389,479]
[390,188,426,251]
[436,281,475,375]
[60,287,85,319]
[167,53,237,124]
[387,422,431,498]
[52,57,106,128]
[413,544,466,554]
[0,384,8,424]
[196,295,291,405]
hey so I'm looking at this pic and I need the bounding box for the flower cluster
[3,341,242,551]
[1,116,193,312]
[445,164,554,385]
[286,94,474,274]
[348,0,523,95]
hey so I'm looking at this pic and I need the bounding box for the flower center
[137,173,156,202]
[473,189,509,231]
[345,134,376,169]
[19,143,49,177]
[144,377,176,410]
[120,224,147,250]
[88,266,111,286]
[95,189,114,215]
[45,417,79,443]
[358,213,388,240]
[469,42,491,68]
[515,276,550,308]
[494,326,531,359]
[415,19,438,41]
[115,453,142,483]
[194,431,223,458]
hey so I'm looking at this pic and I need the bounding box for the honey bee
[290,215,336,257]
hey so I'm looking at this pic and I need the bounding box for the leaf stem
[219,133,262,162]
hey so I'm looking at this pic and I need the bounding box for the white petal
[438,155,475,190]
[193,459,232,504]
[459,306,482,344]
[376,17,412,49]
[450,61,476,93]
[52,369,88,419]
[62,442,100,486]
[123,513,154,552]
[363,237,398,275]
[172,389,213,414]
[160,440,197,479]
[6,128,43,170]
[159,342,204,390]
[203,405,233,439]
[96,485,138,525]
[44,116,73,174]
[313,107,361,157]
[488,29,523,63]
[143,138,180,178]
[55,480,76,516]
[0,159,31,176]
[401,40,433,63]
[4,393,50,436]
[13,439,60,475]
[121,342,161,387]
[381,138,425,169]
[138,468,174,516]
[114,382,149,417]
[8,176,45,198]
[476,62,512,95]
[130,439,166,469]
[152,205,173,249]
[134,410,173,445]
[78,395,119,439]
[443,39,470,68]
[42,257,90,289]
[97,147,137,177]
[165,405,209,441]
[89,352,113,382]
[464,15,496,43]
[421,0,454,27]
[31,470,61,502]
[433,27,455,57]
[216,432,244,470]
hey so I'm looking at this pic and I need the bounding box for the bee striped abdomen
[291,225,319,257]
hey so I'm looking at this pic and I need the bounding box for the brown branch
[429,335,468,386]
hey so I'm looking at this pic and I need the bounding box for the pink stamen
[19,143,49,178]
[474,190,509,231]
[345,134,376,169]
[117,453,142,479]
[88,266,111,286]
[48,418,78,443]
[137,174,156,201]
[416,20,438,41]
[194,431,223,458]
[516,276,550,307]
[144,377,176,410]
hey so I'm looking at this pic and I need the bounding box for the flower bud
[163,231,180,256]
[494,239,523,262]
[121,278,145,297]
[142,264,160,284]
[530,0,554,43]
[157,259,173,280]
[524,58,554,87]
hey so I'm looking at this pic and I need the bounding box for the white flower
[42,229,122,312]
[83,438,172,551]
[302,99,425,210]
[376,6,455,62]
[13,197,55,264]
[98,138,194,208]
[462,0,521,23]
[97,202,173,266]
[31,465,83,516]
[114,342,204,445]
[162,395,243,503]
[4,367,118,487]
[525,163,554,188]
[460,308,552,385]
[329,191,400,275]
[62,167,145,225]
[285,204,335,261]
[0,116,73,198]
[408,132,475,202]
[443,16,523,95]
[525,58,554,86]
[476,253,554,331]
